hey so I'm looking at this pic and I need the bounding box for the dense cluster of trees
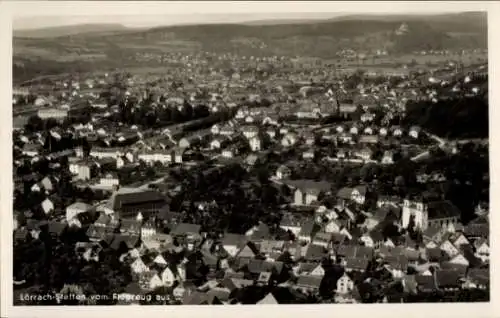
[167,162,286,236]
[105,99,211,128]
[404,96,488,139]
[13,227,133,305]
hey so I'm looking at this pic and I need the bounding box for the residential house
[222,233,248,257]
[281,132,298,147]
[275,165,291,180]
[435,270,462,292]
[279,214,303,237]
[266,127,278,139]
[363,127,374,135]
[324,219,342,234]
[211,124,221,135]
[66,202,95,227]
[358,135,379,145]
[161,266,177,287]
[99,173,120,188]
[349,125,360,135]
[474,238,489,262]
[448,253,470,267]
[353,147,373,161]
[440,238,460,258]
[381,150,395,165]
[361,113,375,123]
[409,126,421,139]
[462,268,489,290]
[139,271,164,291]
[171,223,202,248]
[312,232,332,248]
[336,272,355,294]
[298,220,317,243]
[210,137,230,150]
[262,114,279,126]
[376,195,401,208]
[131,257,150,274]
[241,125,259,139]
[293,181,331,206]
[391,126,403,137]
[379,127,388,137]
[338,133,353,144]
[295,275,323,293]
[302,149,315,160]
[257,293,279,305]
[360,228,384,248]
[235,242,259,260]
[337,186,367,206]
[41,198,55,215]
[249,136,262,152]
[219,125,236,137]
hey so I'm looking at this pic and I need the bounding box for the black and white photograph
[1,0,496,315]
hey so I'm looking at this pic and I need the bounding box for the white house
[409,126,421,139]
[131,258,149,274]
[336,273,354,294]
[309,264,326,277]
[211,124,221,135]
[161,267,176,287]
[381,151,394,165]
[66,202,93,226]
[276,165,291,180]
[281,133,298,147]
[41,198,55,215]
[474,239,489,262]
[249,136,262,152]
[440,239,460,257]
[153,254,168,266]
[147,273,164,290]
[241,125,259,139]
[449,253,469,267]
[222,234,247,257]
[324,219,342,233]
[392,126,403,137]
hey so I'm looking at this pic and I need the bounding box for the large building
[37,108,68,120]
[103,187,169,220]
[401,199,461,231]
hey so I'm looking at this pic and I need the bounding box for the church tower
[402,199,428,230]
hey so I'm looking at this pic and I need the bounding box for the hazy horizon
[13,11,481,31]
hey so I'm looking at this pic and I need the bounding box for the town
[12,20,489,305]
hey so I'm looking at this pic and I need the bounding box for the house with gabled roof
[257,292,279,305]
[435,269,462,292]
[222,233,248,257]
[463,268,489,290]
[292,180,331,206]
[279,214,303,237]
[161,266,177,287]
[295,275,323,293]
[312,232,332,248]
[235,242,259,260]
[474,238,489,263]
[336,272,355,294]
[131,257,150,274]
[360,228,384,249]
[298,220,318,243]
[336,185,367,206]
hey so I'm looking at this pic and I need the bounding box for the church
[401,198,461,231]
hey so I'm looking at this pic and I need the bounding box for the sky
[9,1,490,30]
[13,13,344,30]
